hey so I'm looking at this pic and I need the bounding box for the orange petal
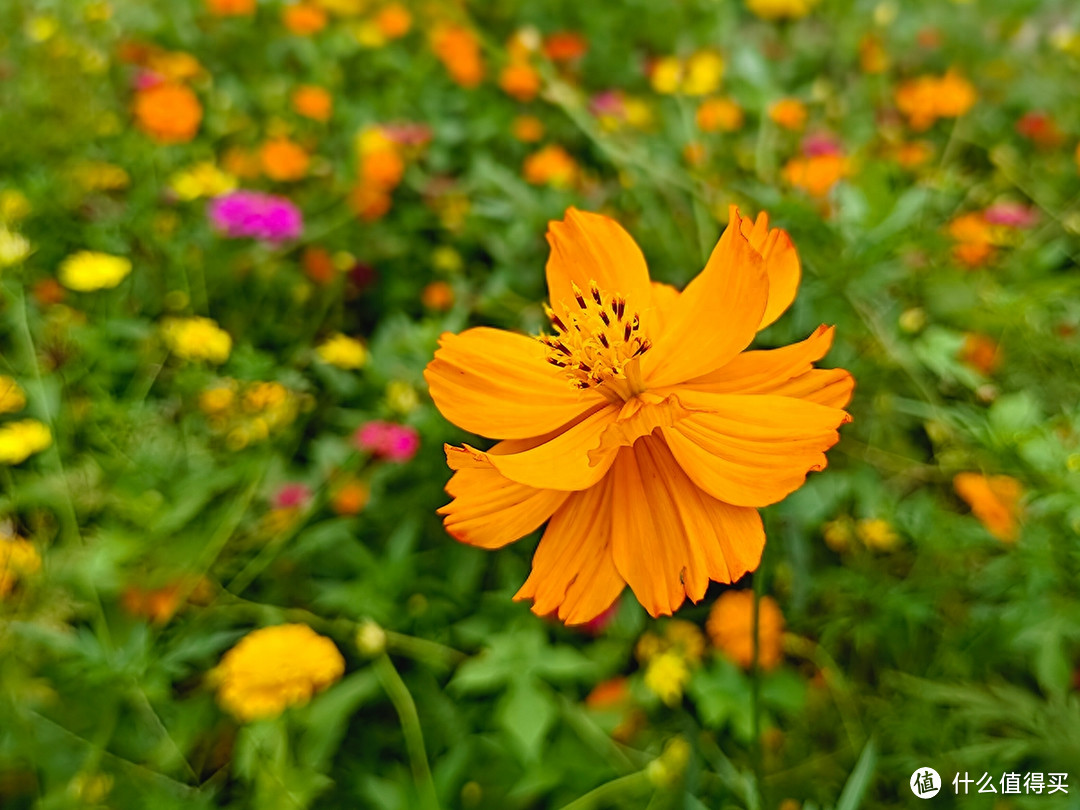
[648,281,680,335]
[454,403,621,491]
[514,476,626,625]
[642,207,769,388]
[610,434,764,618]
[425,327,605,440]
[741,212,800,330]
[662,392,850,507]
[588,391,706,464]
[439,461,570,549]
[681,325,854,409]
[545,208,653,317]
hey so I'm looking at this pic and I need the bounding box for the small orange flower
[375,2,411,38]
[349,185,392,222]
[425,207,852,623]
[332,479,370,515]
[683,141,706,167]
[260,138,310,181]
[282,3,327,35]
[422,280,455,310]
[292,85,333,121]
[953,472,1023,542]
[696,97,744,133]
[858,34,888,74]
[302,246,336,285]
[206,0,255,16]
[769,98,807,131]
[895,141,933,169]
[432,24,484,89]
[1016,112,1065,148]
[706,590,785,670]
[122,583,184,625]
[947,212,995,268]
[959,333,1001,376]
[360,147,405,191]
[895,70,975,131]
[782,153,848,198]
[221,146,262,179]
[543,31,588,62]
[133,83,203,144]
[499,61,542,102]
[512,115,545,143]
[523,144,578,188]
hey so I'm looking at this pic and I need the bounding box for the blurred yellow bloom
[70,161,130,192]
[169,162,237,201]
[0,190,31,222]
[0,227,32,268]
[386,379,420,413]
[644,651,690,706]
[647,738,692,787]
[650,56,683,95]
[0,420,52,465]
[0,377,27,415]
[746,0,818,19]
[199,383,237,415]
[315,0,368,15]
[682,51,725,96]
[213,624,345,721]
[856,518,901,551]
[58,251,132,292]
[0,536,41,597]
[822,517,853,552]
[316,333,368,369]
[163,317,232,364]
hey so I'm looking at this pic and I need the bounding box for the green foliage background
[1,0,1080,808]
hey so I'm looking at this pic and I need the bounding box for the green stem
[373,654,440,810]
[558,772,651,810]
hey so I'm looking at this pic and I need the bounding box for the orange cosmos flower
[782,153,848,198]
[543,31,588,62]
[769,98,807,131]
[424,207,853,623]
[512,114,545,142]
[292,85,333,121]
[207,0,255,15]
[959,333,1001,376]
[432,24,484,88]
[895,70,975,131]
[953,472,1023,542]
[282,3,327,34]
[376,3,411,38]
[947,212,995,267]
[260,137,310,181]
[133,83,203,144]
[696,97,744,133]
[523,144,578,188]
[499,61,542,102]
[706,590,784,670]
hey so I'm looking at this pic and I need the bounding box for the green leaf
[498,678,555,762]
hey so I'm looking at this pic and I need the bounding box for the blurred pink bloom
[984,202,1038,228]
[580,600,620,634]
[801,132,843,157]
[208,191,303,243]
[274,483,312,510]
[382,122,433,147]
[589,90,625,119]
[133,70,164,90]
[353,421,420,462]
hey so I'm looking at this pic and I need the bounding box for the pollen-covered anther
[538,281,650,399]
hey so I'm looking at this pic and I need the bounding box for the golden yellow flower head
[0,419,52,465]
[0,535,41,597]
[651,51,724,96]
[706,590,785,670]
[169,162,237,201]
[214,624,345,722]
[856,518,901,551]
[315,333,368,369]
[746,0,818,20]
[644,650,690,706]
[58,251,132,292]
[0,377,26,415]
[0,227,32,268]
[163,317,232,364]
[0,190,31,223]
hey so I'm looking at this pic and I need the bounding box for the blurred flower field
[2,0,1080,807]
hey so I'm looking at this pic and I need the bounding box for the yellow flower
[0,226,33,268]
[163,317,232,364]
[386,380,419,413]
[856,518,900,551]
[0,536,41,597]
[644,651,690,706]
[746,0,818,20]
[0,419,52,465]
[682,51,725,96]
[58,251,132,292]
[650,56,683,95]
[0,377,26,414]
[0,190,31,222]
[213,624,345,721]
[316,333,368,369]
[169,162,238,201]
[70,161,131,192]
[199,383,236,415]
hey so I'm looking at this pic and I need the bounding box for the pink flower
[353,420,420,462]
[801,132,843,157]
[984,202,1038,228]
[208,191,303,243]
[589,90,625,119]
[274,483,311,510]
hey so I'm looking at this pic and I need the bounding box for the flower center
[540,281,651,401]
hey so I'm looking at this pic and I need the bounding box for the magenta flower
[273,483,312,510]
[208,191,303,243]
[353,421,420,463]
[801,132,843,157]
